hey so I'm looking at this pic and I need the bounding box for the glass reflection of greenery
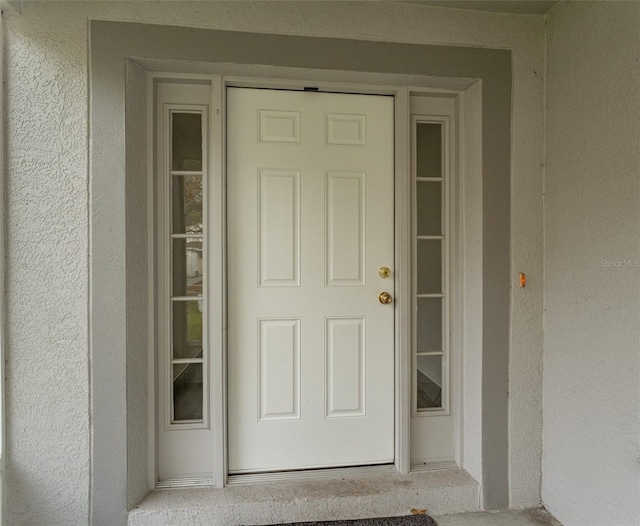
[186,301,203,344]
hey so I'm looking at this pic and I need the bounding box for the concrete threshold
[128,469,480,526]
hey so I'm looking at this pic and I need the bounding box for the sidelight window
[413,119,449,415]
[164,107,208,427]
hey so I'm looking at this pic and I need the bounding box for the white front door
[227,88,395,473]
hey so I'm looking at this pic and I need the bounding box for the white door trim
[210,75,227,488]
[148,71,465,488]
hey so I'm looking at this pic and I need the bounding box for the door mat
[266,515,437,526]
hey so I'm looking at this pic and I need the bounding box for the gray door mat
[268,515,438,526]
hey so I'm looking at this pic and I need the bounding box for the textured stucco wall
[4,2,544,524]
[5,5,90,524]
[506,13,545,508]
[542,2,640,525]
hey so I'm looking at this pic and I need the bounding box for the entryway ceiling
[401,0,560,15]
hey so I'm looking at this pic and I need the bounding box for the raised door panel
[258,319,301,421]
[325,171,365,286]
[325,317,365,418]
[325,113,366,146]
[258,169,300,287]
[259,110,301,144]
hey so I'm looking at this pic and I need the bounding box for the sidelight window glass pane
[172,175,203,234]
[413,115,449,416]
[417,239,442,294]
[172,112,203,171]
[173,363,204,422]
[416,181,442,236]
[172,301,203,359]
[417,355,443,410]
[164,104,208,430]
[172,237,203,297]
[417,297,442,352]
[416,122,442,179]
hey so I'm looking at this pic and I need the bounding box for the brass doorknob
[379,266,391,279]
[378,292,393,304]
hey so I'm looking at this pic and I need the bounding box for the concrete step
[128,469,481,526]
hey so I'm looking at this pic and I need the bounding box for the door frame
[148,72,465,488]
